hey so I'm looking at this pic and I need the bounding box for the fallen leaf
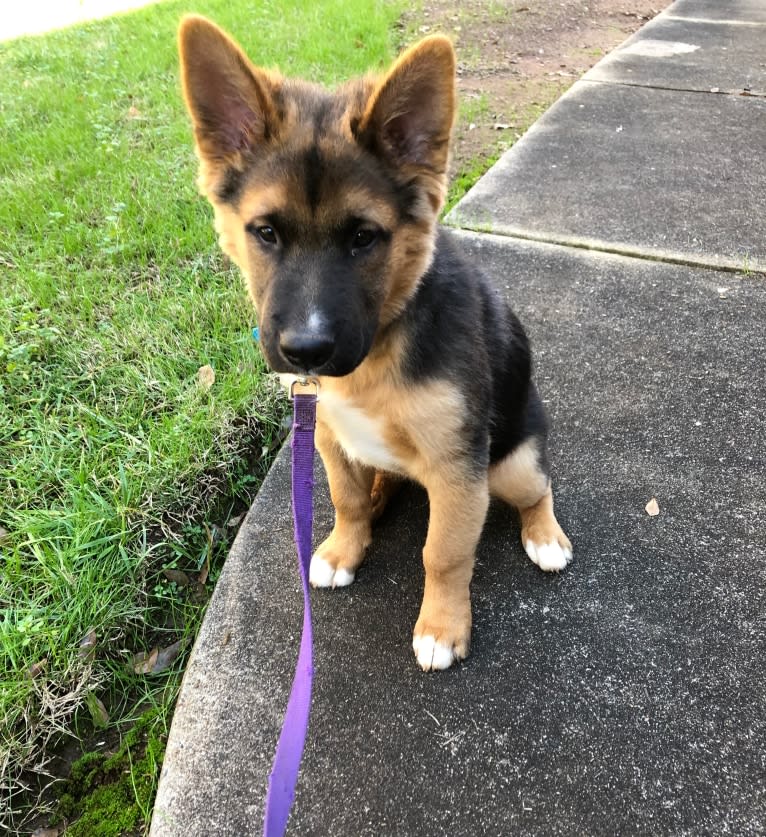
[127,105,143,119]
[645,498,660,517]
[85,691,109,728]
[151,640,184,674]
[32,827,63,837]
[197,364,215,390]
[133,648,159,674]
[227,513,244,528]
[163,568,192,587]
[27,658,48,679]
[78,628,97,661]
[0,526,8,542]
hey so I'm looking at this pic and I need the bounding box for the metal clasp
[289,376,320,400]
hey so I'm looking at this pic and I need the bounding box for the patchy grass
[444,149,504,215]
[444,92,561,213]
[0,0,403,831]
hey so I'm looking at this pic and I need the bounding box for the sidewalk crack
[581,78,765,100]
[447,224,765,278]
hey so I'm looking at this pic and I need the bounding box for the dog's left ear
[357,36,456,173]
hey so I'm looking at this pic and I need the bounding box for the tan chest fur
[317,372,466,483]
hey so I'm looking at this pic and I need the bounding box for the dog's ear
[178,15,279,162]
[358,36,456,172]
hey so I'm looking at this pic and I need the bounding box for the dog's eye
[351,228,377,253]
[247,223,279,246]
[255,225,278,245]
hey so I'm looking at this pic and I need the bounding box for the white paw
[412,634,455,671]
[309,553,355,588]
[524,539,572,572]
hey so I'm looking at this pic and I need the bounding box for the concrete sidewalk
[152,2,766,835]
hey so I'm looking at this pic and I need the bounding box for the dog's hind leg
[370,470,403,521]
[488,436,572,572]
[310,422,376,588]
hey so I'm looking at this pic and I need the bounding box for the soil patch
[400,1,668,202]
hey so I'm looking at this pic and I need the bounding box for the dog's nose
[279,330,334,371]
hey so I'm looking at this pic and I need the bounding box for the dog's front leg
[412,472,490,671]
[310,420,375,588]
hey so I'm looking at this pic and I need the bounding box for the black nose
[279,330,334,371]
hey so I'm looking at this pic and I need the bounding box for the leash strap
[263,391,316,837]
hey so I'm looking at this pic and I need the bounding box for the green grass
[0,0,403,831]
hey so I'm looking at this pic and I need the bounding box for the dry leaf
[645,498,660,517]
[0,526,8,542]
[197,364,215,390]
[32,828,63,837]
[78,628,97,661]
[151,640,184,674]
[163,568,192,587]
[127,105,143,119]
[133,648,159,674]
[27,658,48,679]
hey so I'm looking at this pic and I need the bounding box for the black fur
[399,229,548,468]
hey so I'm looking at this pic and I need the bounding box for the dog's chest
[318,390,402,473]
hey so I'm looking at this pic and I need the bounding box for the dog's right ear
[178,15,279,163]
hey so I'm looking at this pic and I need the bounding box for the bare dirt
[400,0,668,185]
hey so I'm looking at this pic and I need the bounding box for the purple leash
[263,382,318,837]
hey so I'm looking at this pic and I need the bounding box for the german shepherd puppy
[178,17,572,671]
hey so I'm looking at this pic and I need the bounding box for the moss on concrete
[56,708,166,836]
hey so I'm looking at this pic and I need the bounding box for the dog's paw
[309,553,355,588]
[412,633,464,671]
[524,538,572,572]
[412,606,471,671]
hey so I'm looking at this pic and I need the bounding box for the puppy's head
[178,16,455,376]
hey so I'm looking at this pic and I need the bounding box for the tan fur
[314,421,376,577]
[519,486,572,554]
[314,375,488,664]
[489,437,549,510]
[414,475,489,661]
[370,471,401,520]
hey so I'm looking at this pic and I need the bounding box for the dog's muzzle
[279,329,335,373]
